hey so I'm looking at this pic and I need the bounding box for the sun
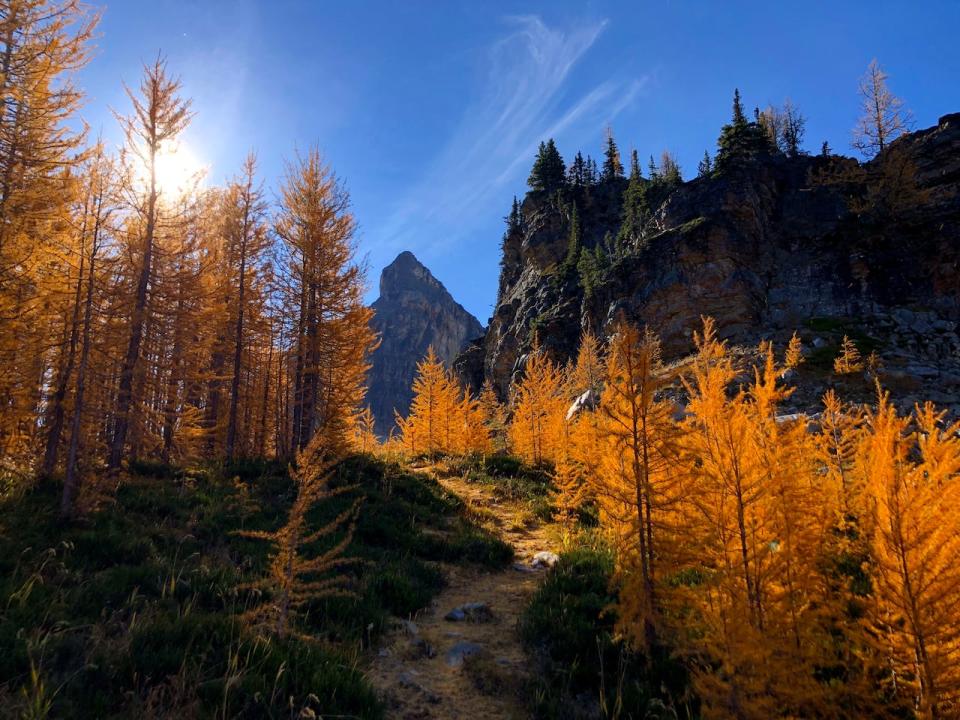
[138,140,205,198]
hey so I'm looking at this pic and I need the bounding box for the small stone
[378,648,392,657]
[531,551,560,569]
[444,602,493,622]
[446,641,483,668]
[398,670,419,688]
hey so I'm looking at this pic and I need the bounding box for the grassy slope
[0,455,511,719]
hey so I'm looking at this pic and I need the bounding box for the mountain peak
[368,251,483,436]
[379,250,442,299]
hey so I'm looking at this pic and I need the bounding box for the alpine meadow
[3,2,960,719]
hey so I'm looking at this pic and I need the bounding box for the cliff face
[457,113,960,414]
[368,251,483,436]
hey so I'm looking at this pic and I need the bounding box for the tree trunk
[62,189,105,517]
[225,187,252,460]
[42,202,90,474]
[108,147,157,470]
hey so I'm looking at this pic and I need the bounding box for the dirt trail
[366,467,558,719]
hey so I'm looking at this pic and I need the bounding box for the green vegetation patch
[0,454,507,718]
[520,546,692,719]
[441,454,555,521]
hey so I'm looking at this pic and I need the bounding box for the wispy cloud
[374,15,646,256]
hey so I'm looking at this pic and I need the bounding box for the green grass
[0,453,511,719]
[440,454,556,521]
[520,546,693,719]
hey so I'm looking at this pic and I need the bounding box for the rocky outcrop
[368,251,483,436]
[458,114,960,415]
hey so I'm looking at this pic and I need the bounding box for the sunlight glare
[139,140,205,198]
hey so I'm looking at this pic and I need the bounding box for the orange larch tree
[859,394,960,718]
[508,342,567,466]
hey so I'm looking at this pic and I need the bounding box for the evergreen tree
[640,151,683,214]
[820,140,831,156]
[527,138,567,193]
[697,149,713,178]
[648,154,660,183]
[563,202,582,269]
[505,196,523,236]
[586,155,599,185]
[601,128,624,182]
[577,243,608,296]
[715,88,775,172]
[601,231,615,255]
[568,151,587,188]
[618,159,648,251]
[629,149,642,181]
[732,88,747,124]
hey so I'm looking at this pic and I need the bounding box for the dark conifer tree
[714,88,775,171]
[527,139,567,193]
[577,241,608,296]
[698,150,713,177]
[602,129,624,182]
[629,149,642,181]
[564,202,582,268]
[568,151,587,188]
[648,154,660,183]
[506,196,524,235]
[733,88,747,125]
[618,157,648,251]
[586,156,599,185]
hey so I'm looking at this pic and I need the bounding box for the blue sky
[79,1,960,323]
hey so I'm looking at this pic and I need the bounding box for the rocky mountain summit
[457,113,960,415]
[369,251,483,436]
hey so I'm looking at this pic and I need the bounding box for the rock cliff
[457,113,960,415]
[368,251,483,436]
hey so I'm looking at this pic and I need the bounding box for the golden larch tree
[400,346,458,456]
[236,431,361,637]
[508,342,567,466]
[107,57,194,470]
[275,147,376,456]
[591,321,678,648]
[859,394,960,718]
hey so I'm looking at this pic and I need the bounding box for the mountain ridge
[456,112,960,416]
